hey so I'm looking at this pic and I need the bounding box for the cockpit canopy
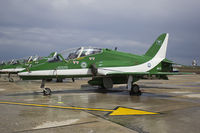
[6,56,41,65]
[65,47,102,60]
[0,61,5,66]
[48,47,102,62]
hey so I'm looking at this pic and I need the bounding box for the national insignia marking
[81,62,87,68]
[147,63,151,68]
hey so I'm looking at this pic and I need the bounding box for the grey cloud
[0,0,199,65]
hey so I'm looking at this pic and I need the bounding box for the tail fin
[145,33,169,59]
[48,52,57,58]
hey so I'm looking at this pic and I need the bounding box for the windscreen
[0,61,5,65]
[61,47,102,61]
[47,52,62,62]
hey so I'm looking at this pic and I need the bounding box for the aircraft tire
[103,77,113,89]
[43,88,51,95]
[129,84,141,96]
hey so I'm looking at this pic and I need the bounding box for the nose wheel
[43,88,52,95]
[41,80,52,95]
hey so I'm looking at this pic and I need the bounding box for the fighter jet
[0,53,56,82]
[0,61,6,76]
[19,33,188,96]
[0,61,6,69]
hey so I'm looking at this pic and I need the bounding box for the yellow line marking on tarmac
[0,101,159,116]
[0,101,113,112]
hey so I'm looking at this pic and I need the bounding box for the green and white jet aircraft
[0,57,34,82]
[0,53,57,82]
[19,33,186,96]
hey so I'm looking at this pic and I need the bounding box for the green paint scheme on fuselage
[0,56,51,74]
[0,63,25,74]
[19,33,181,83]
[23,49,151,71]
[19,48,171,81]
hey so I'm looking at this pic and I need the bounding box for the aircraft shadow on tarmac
[6,85,173,98]
[140,85,178,89]
[6,85,126,97]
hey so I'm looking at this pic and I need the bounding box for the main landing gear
[129,84,141,96]
[41,79,52,95]
[96,76,141,96]
[8,73,14,82]
[127,75,141,96]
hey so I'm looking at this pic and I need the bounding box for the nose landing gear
[8,73,14,82]
[41,79,52,95]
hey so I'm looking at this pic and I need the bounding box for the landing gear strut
[8,73,14,82]
[9,78,14,82]
[127,75,142,96]
[41,79,52,95]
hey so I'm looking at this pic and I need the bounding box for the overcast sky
[0,0,199,65]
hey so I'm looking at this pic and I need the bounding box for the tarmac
[0,74,200,133]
